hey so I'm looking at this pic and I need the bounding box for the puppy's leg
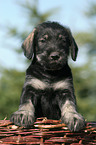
[10,99,35,127]
[60,98,85,132]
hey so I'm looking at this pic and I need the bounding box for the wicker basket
[0,118,96,144]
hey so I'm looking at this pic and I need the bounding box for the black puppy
[10,21,85,132]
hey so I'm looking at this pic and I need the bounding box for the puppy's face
[22,22,78,70]
[36,26,70,70]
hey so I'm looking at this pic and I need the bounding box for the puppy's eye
[39,38,46,43]
[39,35,48,43]
[58,34,66,42]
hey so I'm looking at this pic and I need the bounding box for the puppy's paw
[10,110,35,127]
[61,112,85,132]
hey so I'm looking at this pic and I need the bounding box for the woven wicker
[0,118,96,144]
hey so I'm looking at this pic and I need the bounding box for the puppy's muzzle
[50,52,60,61]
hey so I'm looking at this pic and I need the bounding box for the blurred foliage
[7,0,59,41]
[0,69,25,119]
[75,28,96,56]
[18,0,59,26]
[73,3,96,121]
[0,0,96,121]
[85,2,96,17]
[72,63,96,121]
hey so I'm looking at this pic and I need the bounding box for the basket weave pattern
[0,118,96,144]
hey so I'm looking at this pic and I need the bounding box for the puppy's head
[22,21,78,70]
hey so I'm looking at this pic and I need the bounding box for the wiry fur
[10,21,85,131]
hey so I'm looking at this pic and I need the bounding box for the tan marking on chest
[53,79,70,90]
[28,78,70,90]
[29,78,48,90]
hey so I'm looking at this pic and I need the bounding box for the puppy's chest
[27,77,70,91]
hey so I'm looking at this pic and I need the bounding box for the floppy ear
[66,28,78,61]
[22,28,36,60]
[70,37,78,61]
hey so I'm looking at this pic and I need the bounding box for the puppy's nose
[50,52,60,60]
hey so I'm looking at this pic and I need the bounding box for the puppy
[10,21,85,131]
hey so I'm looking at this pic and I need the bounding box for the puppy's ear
[22,28,36,60]
[66,28,78,61]
[70,37,78,61]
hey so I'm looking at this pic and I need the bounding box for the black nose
[50,52,60,60]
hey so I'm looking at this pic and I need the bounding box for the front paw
[10,110,35,127]
[61,112,85,132]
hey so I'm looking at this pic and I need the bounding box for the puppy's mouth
[36,52,67,70]
[46,60,64,70]
[48,52,66,68]
[49,59,61,67]
[46,56,65,70]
